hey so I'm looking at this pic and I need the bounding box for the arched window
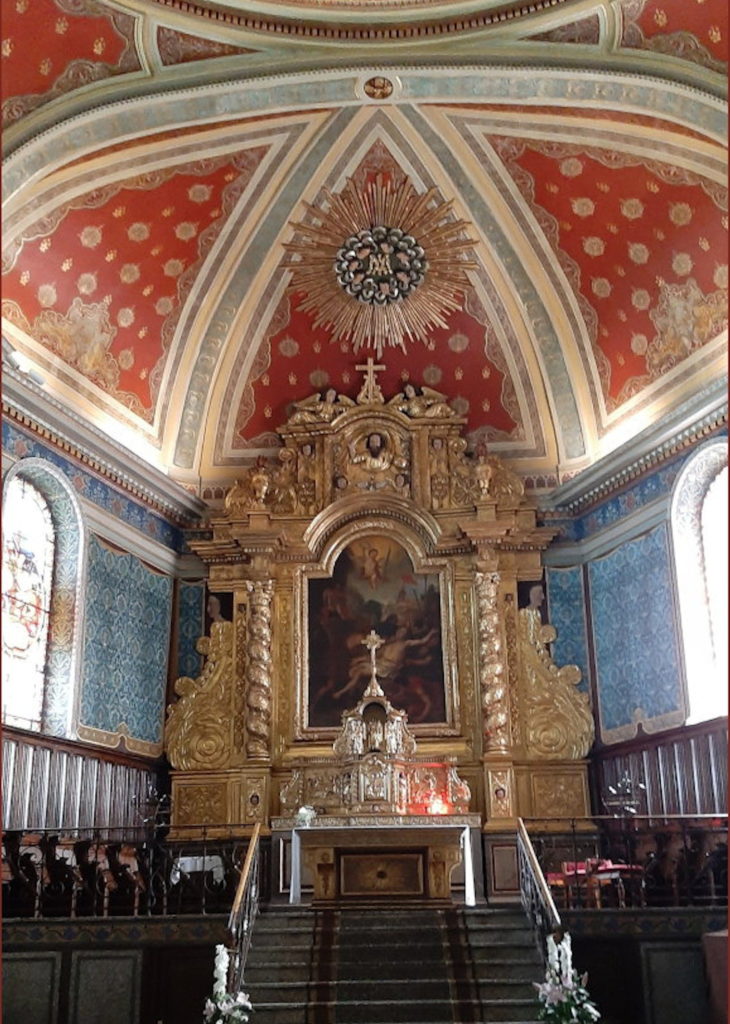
[671,439,728,724]
[1,459,85,737]
[2,477,54,730]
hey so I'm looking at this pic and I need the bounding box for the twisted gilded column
[475,570,511,753]
[245,580,274,759]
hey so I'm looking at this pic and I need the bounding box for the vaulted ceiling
[2,0,727,499]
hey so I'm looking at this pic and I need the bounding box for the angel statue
[388,383,455,419]
[289,387,354,424]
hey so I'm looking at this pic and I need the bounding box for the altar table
[272,815,480,905]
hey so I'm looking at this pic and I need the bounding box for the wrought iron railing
[517,817,561,957]
[226,823,261,993]
[2,824,262,920]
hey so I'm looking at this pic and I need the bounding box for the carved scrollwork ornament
[475,570,511,752]
[518,605,594,759]
[164,622,234,771]
[245,580,274,759]
[279,770,304,813]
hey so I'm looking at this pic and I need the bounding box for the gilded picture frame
[296,524,461,740]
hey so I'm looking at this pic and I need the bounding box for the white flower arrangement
[203,944,252,1023]
[294,805,317,827]
[534,932,601,1023]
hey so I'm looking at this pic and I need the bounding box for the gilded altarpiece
[165,364,594,837]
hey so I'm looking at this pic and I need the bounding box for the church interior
[1,0,728,1020]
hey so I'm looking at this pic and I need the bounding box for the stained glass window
[1,476,55,731]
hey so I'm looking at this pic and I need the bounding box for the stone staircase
[244,905,542,1023]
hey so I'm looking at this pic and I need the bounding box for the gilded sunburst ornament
[284,175,476,355]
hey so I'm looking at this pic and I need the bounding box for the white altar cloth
[274,814,479,906]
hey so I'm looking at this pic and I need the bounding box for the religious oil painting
[308,536,446,728]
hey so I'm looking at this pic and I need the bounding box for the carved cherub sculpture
[289,387,354,424]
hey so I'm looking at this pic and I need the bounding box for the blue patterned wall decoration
[588,523,686,744]
[177,582,205,680]
[3,421,185,552]
[546,566,590,693]
[78,534,173,753]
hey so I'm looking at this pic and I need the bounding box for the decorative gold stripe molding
[151,0,569,40]
[2,402,198,527]
[76,722,163,758]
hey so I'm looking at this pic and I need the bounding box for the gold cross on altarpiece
[362,629,385,696]
[356,357,386,405]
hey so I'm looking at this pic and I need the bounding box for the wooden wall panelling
[640,942,710,1024]
[78,756,99,829]
[2,737,18,825]
[2,951,63,1024]
[707,729,727,810]
[47,749,67,828]
[94,761,113,831]
[68,949,142,1024]
[593,718,728,817]
[2,731,157,832]
[62,752,83,831]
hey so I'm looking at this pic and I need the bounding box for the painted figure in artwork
[308,537,446,727]
[359,545,387,589]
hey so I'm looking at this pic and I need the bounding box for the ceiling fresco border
[152,118,325,443]
[2,118,319,451]
[403,104,587,460]
[171,105,358,470]
[4,65,725,202]
[3,117,315,261]
[135,0,601,36]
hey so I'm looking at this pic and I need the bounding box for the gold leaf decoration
[284,175,476,356]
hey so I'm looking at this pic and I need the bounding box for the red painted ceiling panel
[235,293,520,446]
[494,139,728,408]
[3,148,270,418]
[2,0,138,121]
